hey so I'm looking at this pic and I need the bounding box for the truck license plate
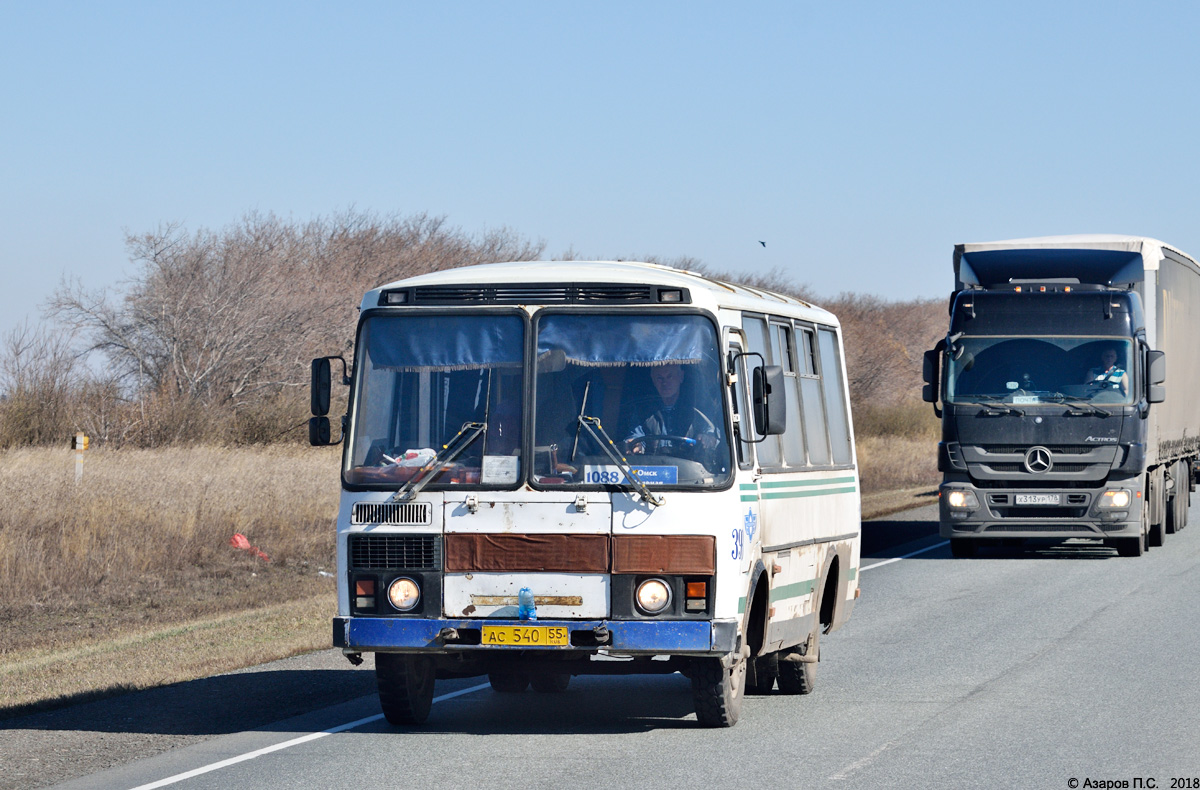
[481,625,570,646]
[1015,493,1060,505]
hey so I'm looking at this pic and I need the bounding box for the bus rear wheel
[691,655,746,727]
[375,653,435,725]
[777,636,818,695]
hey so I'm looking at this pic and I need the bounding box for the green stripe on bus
[760,485,857,500]
[847,567,857,581]
[738,596,746,614]
[770,579,816,602]
[739,483,759,491]
[741,494,759,502]
[759,476,856,489]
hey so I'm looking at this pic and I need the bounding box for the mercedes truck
[922,235,1200,557]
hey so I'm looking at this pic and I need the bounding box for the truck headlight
[946,490,979,509]
[387,577,421,611]
[1098,489,1131,509]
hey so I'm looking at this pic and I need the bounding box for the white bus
[310,260,861,727]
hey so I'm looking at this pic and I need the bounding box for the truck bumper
[333,616,738,656]
[937,482,1143,540]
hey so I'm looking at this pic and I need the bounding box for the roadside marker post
[72,432,89,484]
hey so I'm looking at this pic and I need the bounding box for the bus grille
[352,501,432,525]
[349,534,441,570]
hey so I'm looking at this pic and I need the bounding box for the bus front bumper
[333,616,738,655]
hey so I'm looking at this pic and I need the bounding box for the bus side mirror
[309,416,332,446]
[1147,350,1166,404]
[311,358,332,416]
[752,365,786,436]
[310,356,348,446]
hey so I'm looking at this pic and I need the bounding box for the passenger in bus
[623,363,719,455]
[1084,345,1127,395]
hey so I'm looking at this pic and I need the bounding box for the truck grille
[349,534,441,570]
[352,501,432,525]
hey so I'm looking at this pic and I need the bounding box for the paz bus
[309,260,862,727]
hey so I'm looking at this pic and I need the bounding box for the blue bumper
[334,616,736,655]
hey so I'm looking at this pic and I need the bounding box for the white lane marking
[127,682,491,790]
[860,540,950,572]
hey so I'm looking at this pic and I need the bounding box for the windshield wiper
[967,399,1025,416]
[576,415,664,507]
[1044,394,1109,417]
[390,421,486,503]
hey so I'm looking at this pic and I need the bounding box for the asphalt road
[9,501,1200,790]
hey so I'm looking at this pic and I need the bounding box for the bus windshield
[532,313,731,488]
[945,335,1135,405]
[345,313,526,488]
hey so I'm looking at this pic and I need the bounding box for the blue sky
[3,1,1199,341]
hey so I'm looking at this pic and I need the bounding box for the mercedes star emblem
[1024,446,1053,474]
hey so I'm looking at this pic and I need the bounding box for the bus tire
[530,673,570,693]
[777,645,817,695]
[488,672,529,693]
[375,653,435,726]
[691,655,746,727]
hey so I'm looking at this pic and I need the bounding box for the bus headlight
[387,577,421,611]
[1098,489,1131,509]
[635,579,672,615]
[945,490,979,509]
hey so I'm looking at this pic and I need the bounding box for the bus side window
[741,315,780,468]
[819,327,853,465]
[772,321,806,467]
[798,327,831,465]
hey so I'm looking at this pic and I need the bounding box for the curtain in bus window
[363,315,523,370]
[536,314,716,367]
[819,328,853,465]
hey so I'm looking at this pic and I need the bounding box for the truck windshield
[345,313,525,488]
[945,336,1135,405]
[532,313,731,488]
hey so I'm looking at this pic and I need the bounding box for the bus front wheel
[375,653,435,726]
[691,654,746,727]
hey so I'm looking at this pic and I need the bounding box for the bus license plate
[481,625,570,646]
[1015,493,1060,505]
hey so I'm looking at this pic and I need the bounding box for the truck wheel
[777,639,818,695]
[950,538,977,558]
[746,652,778,695]
[375,654,436,725]
[530,673,570,693]
[691,655,746,727]
[1115,537,1144,557]
[1149,513,1165,547]
[488,672,530,693]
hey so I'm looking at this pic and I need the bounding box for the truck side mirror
[922,349,939,403]
[1147,350,1166,403]
[311,358,332,416]
[752,365,786,436]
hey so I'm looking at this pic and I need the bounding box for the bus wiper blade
[391,421,486,503]
[577,415,664,508]
[969,400,1024,416]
